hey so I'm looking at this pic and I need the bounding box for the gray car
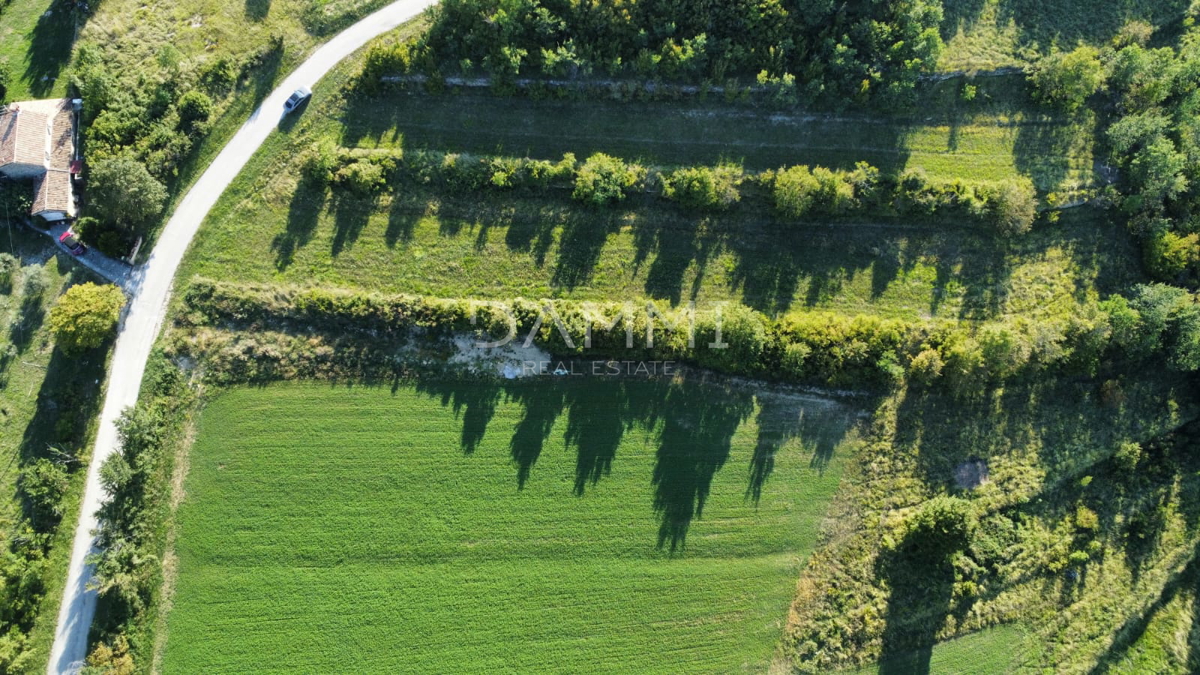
[283,86,312,114]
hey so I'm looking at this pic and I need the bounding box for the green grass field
[854,624,1031,674]
[0,0,73,101]
[185,176,1137,321]
[162,378,860,673]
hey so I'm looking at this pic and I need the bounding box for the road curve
[47,2,436,671]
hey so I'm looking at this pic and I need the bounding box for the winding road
[47,1,437,671]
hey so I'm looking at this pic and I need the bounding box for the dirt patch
[954,457,989,490]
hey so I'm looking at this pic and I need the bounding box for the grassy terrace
[183,77,1127,322]
[162,379,860,673]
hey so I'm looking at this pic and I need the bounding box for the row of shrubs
[176,279,1200,392]
[84,358,191,674]
[305,146,1040,234]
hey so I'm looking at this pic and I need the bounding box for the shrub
[660,164,742,210]
[20,264,50,301]
[771,165,820,219]
[0,253,16,293]
[1114,441,1142,471]
[1144,226,1199,280]
[901,495,974,558]
[1074,505,1099,531]
[88,156,168,234]
[908,348,944,386]
[177,90,214,134]
[335,160,387,195]
[48,283,126,354]
[990,178,1038,237]
[572,153,645,205]
[20,459,70,528]
[1029,46,1105,112]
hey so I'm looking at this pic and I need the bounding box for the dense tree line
[362,0,945,107]
[305,146,1039,234]
[177,278,1200,392]
[1026,14,1200,284]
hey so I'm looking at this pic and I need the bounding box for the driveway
[46,1,438,671]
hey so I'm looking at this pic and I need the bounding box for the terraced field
[162,378,860,673]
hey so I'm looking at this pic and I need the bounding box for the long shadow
[415,379,502,454]
[552,208,618,289]
[636,213,708,306]
[273,176,327,269]
[995,0,1189,51]
[564,380,631,495]
[10,294,46,354]
[748,395,854,504]
[505,383,566,489]
[330,192,374,257]
[876,543,956,674]
[22,1,76,97]
[651,380,754,552]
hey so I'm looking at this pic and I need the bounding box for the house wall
[34,210,68,222]
[0,163,44,180]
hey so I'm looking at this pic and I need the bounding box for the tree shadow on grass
[748,395,855,504]
[876,544,956,675]
[415,379,502,454]
[22,2,76,98]
[651,380,754,552]
[564,381,631,496]
[552,208,619,289]
[330,193,374,257]
[506,384,566,489]
[273,177,327,270]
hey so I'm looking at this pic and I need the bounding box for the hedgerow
[308,147,1044,234]
[174,278,1200,391]
[362,0,944,109]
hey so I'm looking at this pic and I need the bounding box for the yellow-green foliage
[48,282,125,353]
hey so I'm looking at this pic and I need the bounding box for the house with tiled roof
[0,98,80,222]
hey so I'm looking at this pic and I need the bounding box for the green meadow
[162,378,860,673]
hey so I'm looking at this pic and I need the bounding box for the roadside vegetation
[0,227,113,673]
[64,0,421,258]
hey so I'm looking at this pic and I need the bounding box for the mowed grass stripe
[164,380,858,673]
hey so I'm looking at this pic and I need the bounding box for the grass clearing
[184,176,1137,321]
[853,623,1031,673]
[938,0,1191,71]
[0,0,72,101]
[162,378,860,673]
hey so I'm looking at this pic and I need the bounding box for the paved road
[47,1,436,671]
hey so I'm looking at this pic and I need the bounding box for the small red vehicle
[58,230,87,256]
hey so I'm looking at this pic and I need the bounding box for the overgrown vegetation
[370,0,944,108]
[0,229,111,672]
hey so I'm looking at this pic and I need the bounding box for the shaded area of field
[162,378,858,672]
[0,0,74,101]
[853,623,1029,674]
[342,84,1095,191]
[186,178,1137,321]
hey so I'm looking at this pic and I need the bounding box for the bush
[1029,46,1105,112]
[900,495,974,558]
[990,178,1038,236]
[0,253,16,293]
[660,164,743,210]
[335,160,387,195]
[908,348,944,386]
[88,156,168,234]
[1144,225,1199,280]
[771,165,821,219]
[572,153,645,205]
[48,283,126,354]
[177,90,214,134]
[20,459,70,528]
[20,264,50,301]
